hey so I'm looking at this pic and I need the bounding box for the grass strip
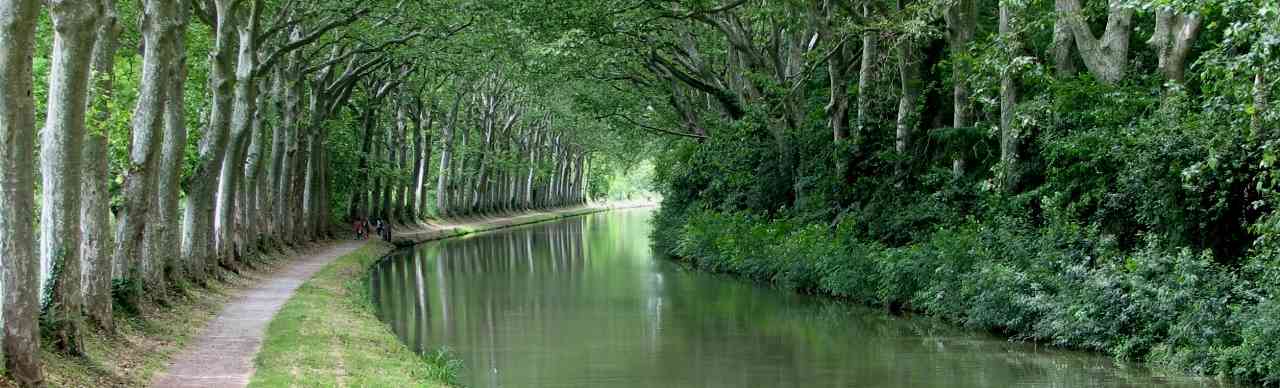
[251,242,457,387]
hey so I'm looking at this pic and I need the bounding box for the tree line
[548,0,1277,383]
[350,68,595,224]
[0,0,613,385]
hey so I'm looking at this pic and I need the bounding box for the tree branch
[597,112,707,140]
[255,7,370,78]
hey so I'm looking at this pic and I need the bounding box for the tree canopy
[1,0,1278,385]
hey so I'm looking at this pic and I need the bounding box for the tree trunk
[525,126,540,209]
[999,0,1021,192]
[0,0,43,381]
[274,49,302,243]
[117,0,175,308]
[370,119,384,219]
[456,107,474,214]
[41,0,100,355]
[305,127,326,238]
[157,12,188,284]
[1148,9,1201,84]
[945,0,976,178]
[437,91,463,217]
[183,0,237,273]
[268,66,290,241]
[351,104,376,220]
[219,0,262,260]
[289,124,311,241]
[829,39,851,142]
[248,81,271,248]
[1257,70,1269,134]
[856,4,877,134]
[381,121,395,221]
[395,98,409,223]
[895,6,923,178]
[81,0,118,333]
[1060,0,1132,84]
[413,100,433,220]
[1052,0,1077,77]
[421,120,434,218]
[408,99,422,221]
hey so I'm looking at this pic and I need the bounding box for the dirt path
[150,241,365,388]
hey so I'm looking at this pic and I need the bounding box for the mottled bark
[302,125,324,238]
[412,99,433,220]
[1,0,43,383]
[156,11,188,284]
[1257,70,1269,134]
[455,108,473,213]
[895,26,923,173]
[946,0,976,177]
[828,38,851,141]
[41,0,101,355]
[274,47,302,242]
[421,115,434,217]
[81,0,118,332]
[437,90,463,217]
[1052,0,1077,77]
[1148,9,1201,84]
[288,116,311,241]
[999,0,1021,192]
[183,0,238,272]
[1060,0,1132,84]
[814,0,855,146]
[115,0,175,308]
[392,98,407,222]
[408,99,422,220]
[243,86,267,250]
[268,67,289,239]
[370,117,384,219]
[350,104,376,220]
[525,122,543,208]
[381,117,396,220]
[856,3,877,135]
[218,0,262,260]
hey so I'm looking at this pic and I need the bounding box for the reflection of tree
[413,253,428,353]
[369,210,1209,387]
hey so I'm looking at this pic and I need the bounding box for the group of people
[352,218,393,242]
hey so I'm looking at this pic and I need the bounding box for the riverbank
[252,204,650,387]
[390,202,657,248]
[249,242,458,387]
[654,207,1272,386]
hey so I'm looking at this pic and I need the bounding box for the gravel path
[150,241,364,388]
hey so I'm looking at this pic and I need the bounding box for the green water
[370,209,1234,387]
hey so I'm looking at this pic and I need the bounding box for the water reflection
[370,209,1233,388]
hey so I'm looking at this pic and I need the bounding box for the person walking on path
[352,219,364,240]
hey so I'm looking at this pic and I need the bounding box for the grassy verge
[251,242,458,387]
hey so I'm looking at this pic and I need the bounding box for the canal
[370,208,1231,387]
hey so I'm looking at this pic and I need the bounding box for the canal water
[370,208,1232,387]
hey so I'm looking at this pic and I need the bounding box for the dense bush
[654,201,1280,384]
[641,0,1280,385]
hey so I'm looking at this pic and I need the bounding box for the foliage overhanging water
[370,209,1234,388]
